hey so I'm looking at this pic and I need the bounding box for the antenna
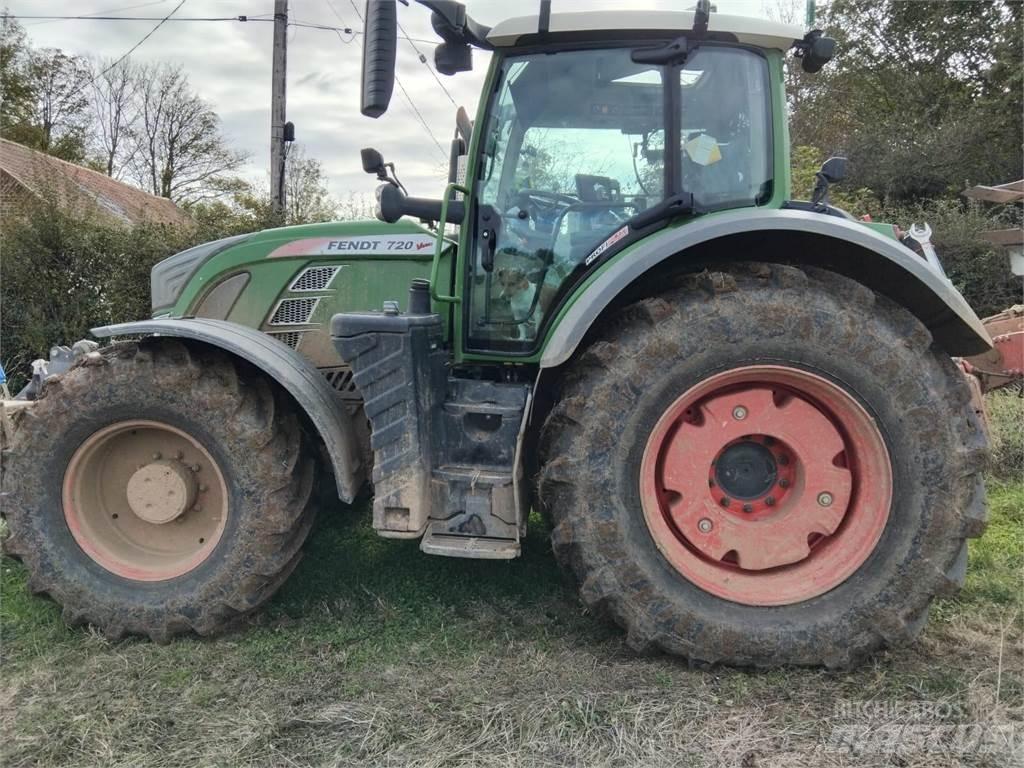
[693,0,711,36]
[538,0,551,34]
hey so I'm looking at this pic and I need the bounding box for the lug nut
[708,478,715,487]
[719,497,730,508]
[698,518,713,533]
[765,496,776,507]
[817,492,834,507]
[198,484,207,493]
[777,454,790,466]
[175,450,184,460]
[190,464,200,473]
[779,479,790,489]
[732,406,748,421]
[742,503,753,513]
[152,452,161,460]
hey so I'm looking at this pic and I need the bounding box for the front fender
[540,209,993,368]
[91,318,365,502]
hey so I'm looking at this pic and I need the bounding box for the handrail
[431,182,470,304]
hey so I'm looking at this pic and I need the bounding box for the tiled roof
[0,138,190,226]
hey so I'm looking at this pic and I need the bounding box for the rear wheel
[2,339,316,641]
[539,263,988,667]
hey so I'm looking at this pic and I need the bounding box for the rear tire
[538,263,988,668]
[2,339,316,642]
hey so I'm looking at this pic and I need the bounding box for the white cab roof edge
[487,11,805,51]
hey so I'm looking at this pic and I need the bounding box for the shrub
[987,390,1024,482]
[0,198,214,391]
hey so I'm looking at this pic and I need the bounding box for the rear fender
[540,209,993,369]
[91,318,365,502]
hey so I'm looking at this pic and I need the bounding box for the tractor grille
[321,366,362,415]
[290,266,341,292]
[269,297,319,326]
[266,330,303,349]
[323,366,359,397]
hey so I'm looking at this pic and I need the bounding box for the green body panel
[164,220,445,368]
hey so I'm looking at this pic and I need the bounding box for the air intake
[269,297,319,326]
[290,266,341,292]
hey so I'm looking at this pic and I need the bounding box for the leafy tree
[0,14,90,163]
[793,0,1023,203]
[0,12,33,137]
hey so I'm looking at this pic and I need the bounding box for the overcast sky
[6,0,801,201]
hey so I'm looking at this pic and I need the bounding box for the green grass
[1,393,1021,767]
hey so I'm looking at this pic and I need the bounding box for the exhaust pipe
[361,0,398,118]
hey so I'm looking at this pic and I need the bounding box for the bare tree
[129,63,247,203]
[89,58,140,178]
[283,144,337,224]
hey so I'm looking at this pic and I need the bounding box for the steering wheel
[514,189,578,222]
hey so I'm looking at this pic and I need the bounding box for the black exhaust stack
[361,0,398,118]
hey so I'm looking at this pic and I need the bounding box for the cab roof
[487,10,805,51]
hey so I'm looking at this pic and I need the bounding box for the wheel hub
[713,440,777,501]
[126,459,197,524]
[62,420,228,582]
[639,365,893,606]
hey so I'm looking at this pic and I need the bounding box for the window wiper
[627,192,695,231]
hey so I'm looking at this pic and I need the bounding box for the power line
[398,18,457,107]
[23,1,174,27]
[87,0,186,87]
[7,13,437,44]
[345,0,447,160]
[11,14,260,22]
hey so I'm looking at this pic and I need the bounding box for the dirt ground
[1,395,1021,768]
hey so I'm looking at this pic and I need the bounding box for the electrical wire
[346,0,448,160]
[23,1,173,27]
[8,12,437,43]
[325,0,456,106]
[397,18,457,107]
[85,0,186,88]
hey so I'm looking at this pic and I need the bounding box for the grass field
[1,394,1021,767]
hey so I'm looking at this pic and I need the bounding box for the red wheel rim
[640,365,892,606]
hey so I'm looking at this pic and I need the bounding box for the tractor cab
[362,0,830,352]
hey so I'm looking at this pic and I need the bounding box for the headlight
[150,233,250,312]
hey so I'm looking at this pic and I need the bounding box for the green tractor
[1,0,993,667]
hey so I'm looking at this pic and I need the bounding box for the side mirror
[360,0,398,118]
[435,41,472,76]
[811,156,847,207]
[798,30,836,74]
[820,156,847,184]
[361,147,386,178]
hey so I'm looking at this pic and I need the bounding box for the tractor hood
[151,219,440,320]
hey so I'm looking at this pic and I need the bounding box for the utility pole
[270,0,288,222]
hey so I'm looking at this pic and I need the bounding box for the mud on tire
[1,339,316,642]
[538,263,988,668]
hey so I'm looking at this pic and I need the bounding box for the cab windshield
[466,45,771,351]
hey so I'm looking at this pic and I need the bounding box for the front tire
[538,264,988,667]
[2,339,316,642]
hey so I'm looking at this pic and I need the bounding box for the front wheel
[539,264,988,668]
[2,340,316,641]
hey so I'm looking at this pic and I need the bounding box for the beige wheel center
[126,459,197,524]
[62,420,229,581]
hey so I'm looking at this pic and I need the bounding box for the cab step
[420,529,520,559]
